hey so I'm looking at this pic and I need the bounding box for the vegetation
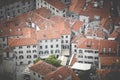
[34,57,42,63]
[34,55,61,67]
[45,55,61,67]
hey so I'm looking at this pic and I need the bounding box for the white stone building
[71,37,100,68]
[37,30,62,59]
[36,0,67,17]
[0,0,35,20]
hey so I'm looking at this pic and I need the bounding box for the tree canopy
[34,55,61,67]
[45,55,61,67]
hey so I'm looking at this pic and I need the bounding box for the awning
[71,62,91,71]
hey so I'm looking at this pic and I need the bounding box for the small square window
[51,45,53,48]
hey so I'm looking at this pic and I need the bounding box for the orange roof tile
[72,37,119,55]
[36,30,61,40]
[69,0,110,20]
[100,56,120,66]
[8,38,37,47]
[109,30,118,38]
[50,16,71,35]
[45,66,80,80]
[72,21,84,32]
[33,7,51,18]
[85,29,106,38]
[29,61,56,75]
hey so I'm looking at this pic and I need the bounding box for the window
[53,8,55,10]
[16,5,19,8]
[33,72,35,75]
[27,55,31,59]
[74,45,76,47]
[95,57,98,59]
[45,40,47,42]
[66,36,68,38]
[55,50,60,53]
[27,46,30,48]
[15,51,17,54]
[33,45,36,48]
[66,40,68,43]
[39,51,43,55]
[34,55,37,58]
[19,46,22,49]
[108,48,112,53]
[74,49,77,52]
[79,50,82,53]
[28,61,31,64]
[44,2,46,5]
[51,50,53,54]
[39,40,42,43]
[16,56,17,59]
[27,50,31,53]
[6,52,9,58]
[19,51,23,54]
[40,46,42,49]
[45,45,48,48]
[63,10,65,13]
[19,55,24,59]
[3,38,5,41]
[45,51,49,54]
[51,45,53,48]
[61,40,64,43]
[56,10,59,13]
[20,61,23,65]
[38,75,40,78]
[18,9,20,13]
[102,48,106,53]
[95,51,98,53]
[33,50,37,53]
[56,44,58,48]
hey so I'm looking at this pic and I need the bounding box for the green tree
[34,57,42,63]
[45,55,61,67]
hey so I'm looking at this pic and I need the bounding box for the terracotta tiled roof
[99,18,113,31]
[85,29,106,38]
[45,66,80,80]
[33,7,51,18]
[71,34,85,43]
[8,38,37,47]
[29,61,57,75]
[72,21,84,32]
[109,30,118,38]
[69,0,110,20]
[50,16,71,35]
[36,30,61,40]
[44,0,66,10]
[72,37,119,55]
[100,56,120,66]
[77,38,99,49]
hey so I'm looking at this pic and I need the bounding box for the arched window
[44,51,49,54]
[19,55,24,59]
[28,61,31,64]
[27,55,31,59]
[34,55,37,58]
[20,61,23,65]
